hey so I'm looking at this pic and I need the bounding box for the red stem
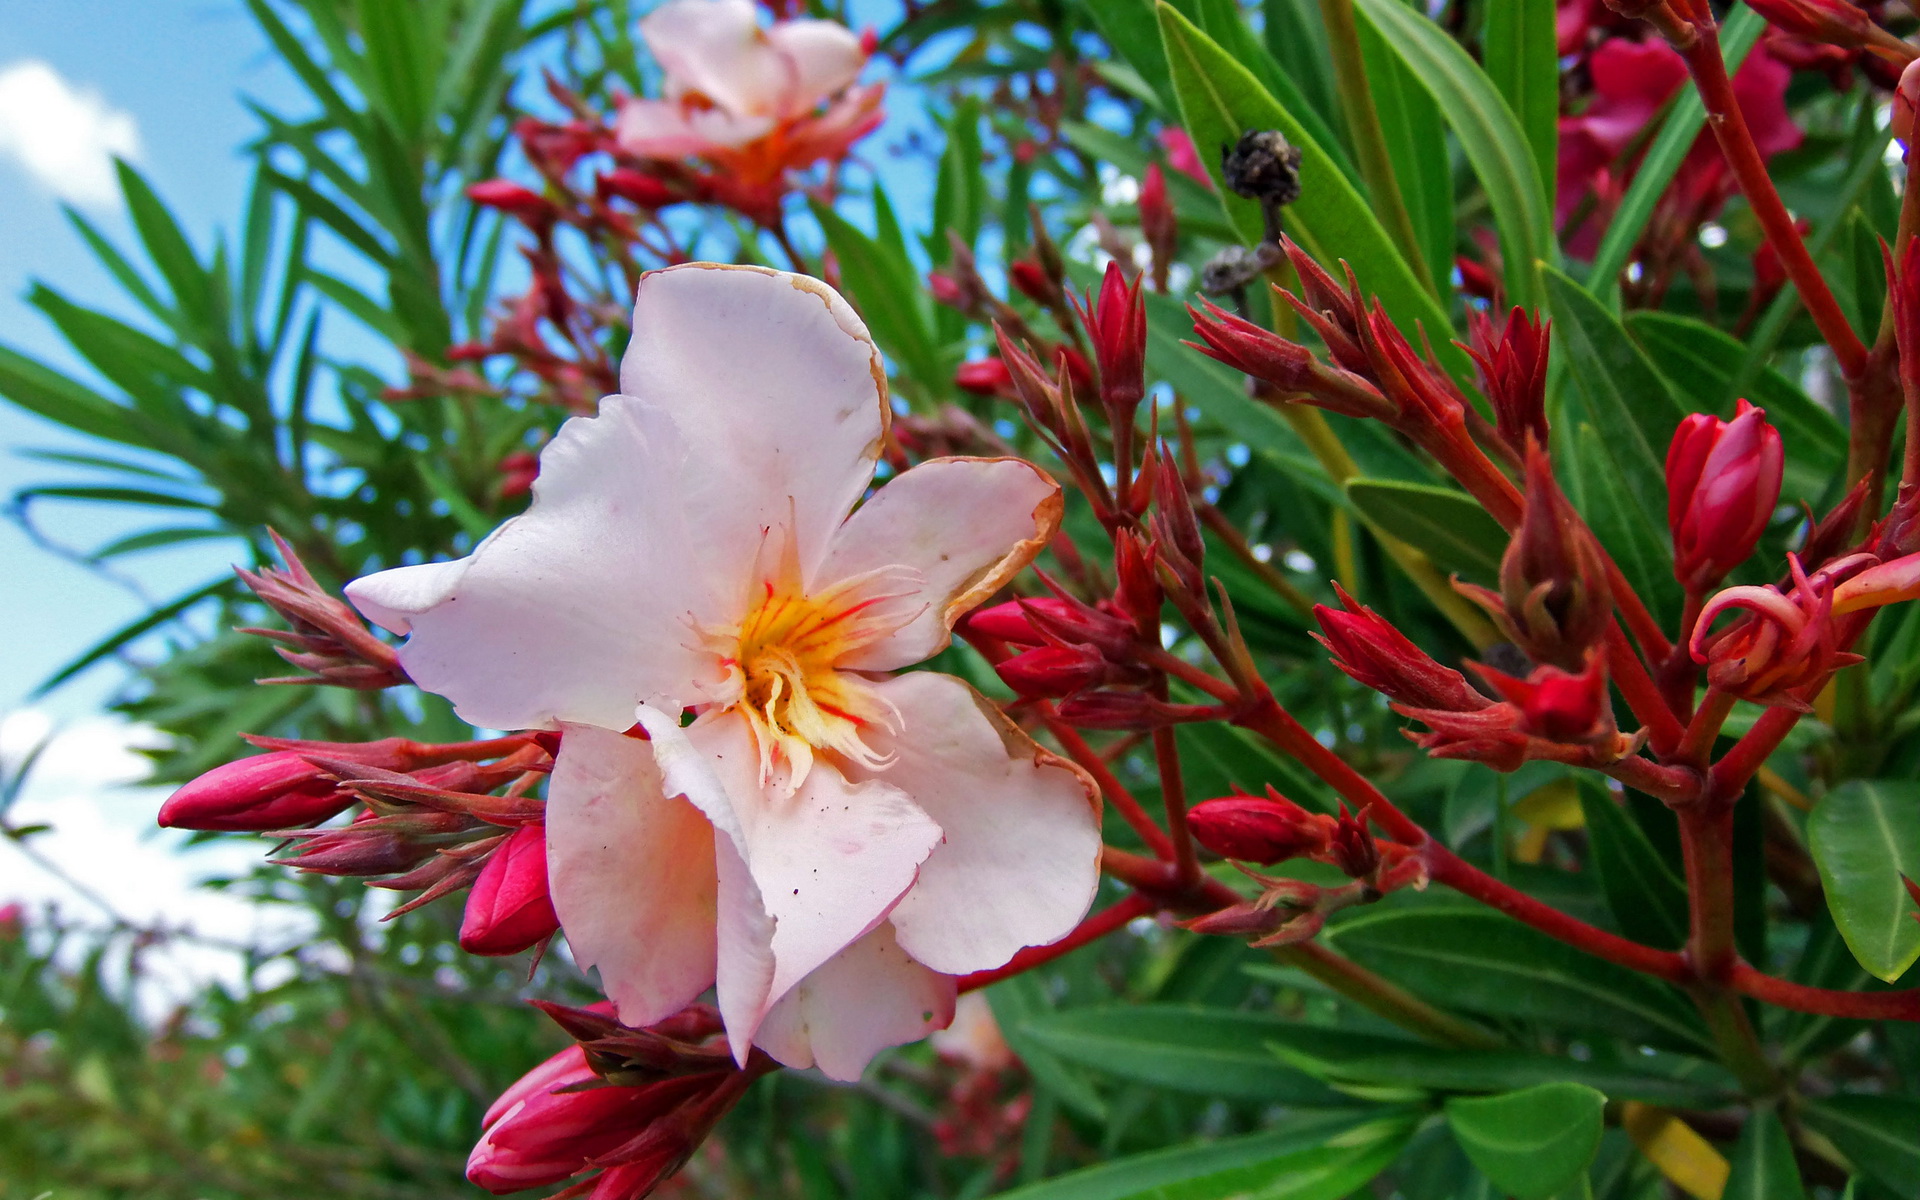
[1423,844,1694,982]
[1729,964,1920,1020]
[1606,623,1686,756]
[1709,705,1803,798]
[955,892,1155,992]
[1671,14,1869,379]
[1150,717,1201,885]
[1678,802,1739,983]
[1043,711,1178,861]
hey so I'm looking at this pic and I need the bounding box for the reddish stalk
[1042,711,1178,861]
[955,892,1155,993]
[1709,706,1804,797]
[1669,11,1868,379]
[1677,802,1740,984]
[1149,712,1201,886]
[1675,688,1736,769]
[1606,624,1686,756]
[1729,964,1920,1020]
[1422,844,1694,983]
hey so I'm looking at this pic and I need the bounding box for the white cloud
[0,59,140,211]
[2,710,312,1011]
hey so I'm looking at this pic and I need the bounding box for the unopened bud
[1666,401,1783,592]
[1078,262,1147,419]
[1464,307,1550,452]
[963,597,1077,645]
[1314,583,1492,712]
[1140,163,1177,286]
[1220,130,1303,209]
[159,752,351,832]
[954,357,1014,397]
[995,644,1109,698]
[596,169,679,209]
[1187,792,1330,864]
[1471,654,1614,743]
[1747,0,1886,48]
[460,824,559,956]
[1009,258,1059,309]
[1480,442,1611,669]
[1898,60,1920,148]
[1329,806,1380,879]
[467,180,558,230]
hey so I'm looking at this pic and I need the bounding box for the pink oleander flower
[615,0,883,212]
[1558,37,1800,253]
[347,264,1102,1081]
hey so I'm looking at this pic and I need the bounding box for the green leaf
[113,160,212,333]
[1258,1020,1732,1107]
[811,198,944,392]
[1083,0,1177,112]
[1186,0,1358,191]
[1563,420,1681,630]
[1544,266,1685,519]
[1324,905,1711,1052]
[1445,1084,1606,1200]
[1808,780,1920,982]
[1136,1115,1416,1199]
[1351,0,1555,309]
[991,1111,1412,1200]
[931,97,985,259]
[1801,1096,1920,1200]
[1353,13,1453,289]
[1623,311,1845,468]
[986,974,1108,1121]
[1017,1006,1344,1104]
[1156,3,1467,378]
[1345,479,1507,578]
[1723,1111,1808,1200]
[1587,4,1764,304]
[1579,781,1689,950]
[1482,0,1557,200]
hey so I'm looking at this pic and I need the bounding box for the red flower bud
[926,271,964,308]
[467,179,558,229]
[460,824,559,956]
[1747,0,1883,47]
[1076,262,1147,419]
[953,357,1014,397]
[1186,791,1331,864]
[1185,299,1390,419]
[0,902,22,940]
[1477,442,1611,669]
[1471,655,1613,743]
[1313,583,1492,712]
[596,169,679,209]
[995,644,1108,698]
[1158,127,1211,187]
[1898,60,1920,148]
[1463,306,1550,452]
[1140,163,1177,280]
[158,752,351,832]
[1009,258,1058,308]
[469,1045,703,1194]
[1328,805,1380,879]
[1666,401,1783,591]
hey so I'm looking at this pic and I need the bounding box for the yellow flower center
[707,560,921,791]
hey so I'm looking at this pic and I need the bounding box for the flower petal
[619,263,887,581]
[818,457,1062,671]
[638,705,942,1052]
[345,395,721,732]
[861,671,1102,975]
[766,19,866,115]
[754,923,956,1081]
[641,0,790,118]
[546,724,718,1028]
[635,705,776,1066]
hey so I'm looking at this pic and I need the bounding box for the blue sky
[0,1,296,721]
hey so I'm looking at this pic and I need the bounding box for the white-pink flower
[348,263,1102,1081]
[616,0,882,188]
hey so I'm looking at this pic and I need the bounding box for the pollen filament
[703,557,924,792]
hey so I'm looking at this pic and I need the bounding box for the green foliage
[1444,1083,1606,1199]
